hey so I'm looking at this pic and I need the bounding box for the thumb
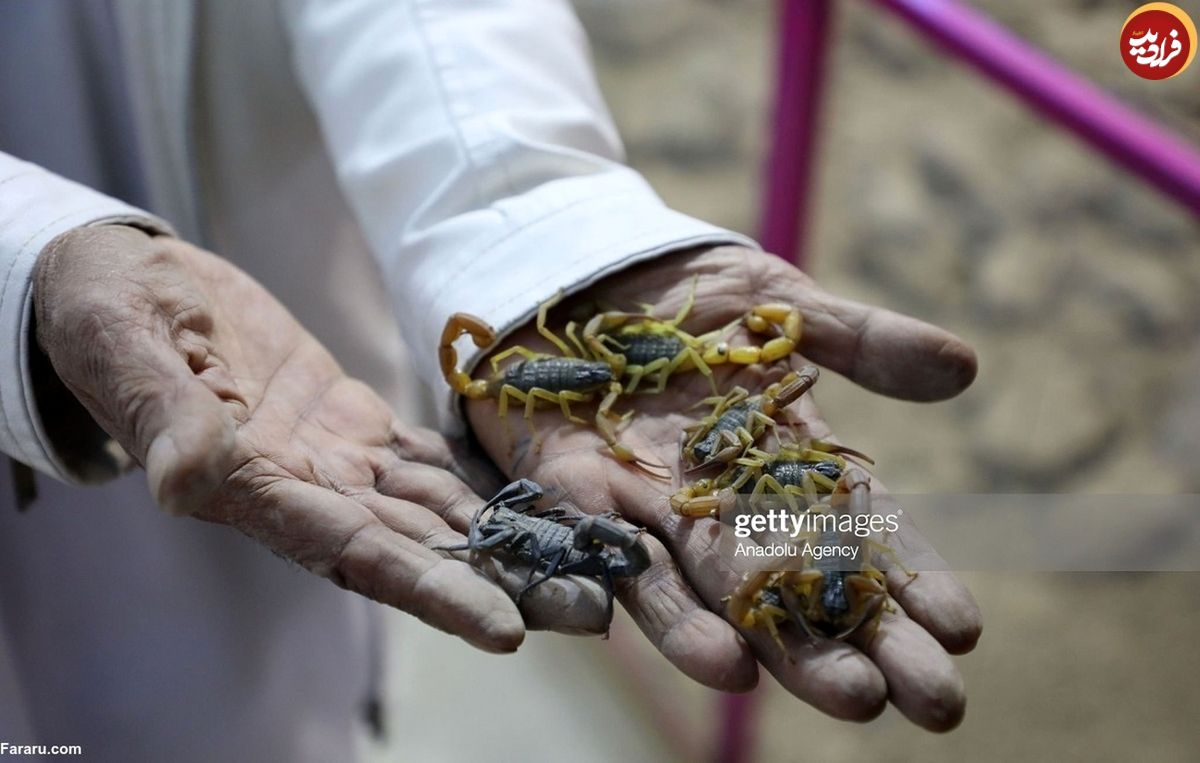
[790,280,978,402]
[35,226,237,516]
[140,368,237,516]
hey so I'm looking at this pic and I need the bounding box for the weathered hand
[33,225,609,652]
[466,245,982,730]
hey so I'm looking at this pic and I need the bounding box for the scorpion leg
[623,361,655,395]
[563,321,588,358]
[779,570,827,641]
[581,312,632,369]
[752,474,805,515]
[864,539,917,580]
[496,384,528,448]
[516,529,545,593]
[489,345,542,374]
[536,291,577,357]
[439,524,519,556]
[519,545,570,601]
[465,501,490,549]
[666,345,717,394]
[521,388,551,451]
[761,609,790,657]
[474,527,521,552]
[801,470,822,506]
[527,387,589,426]
[727,572,788,652]
[697,385,750,413]
[827,574,889,641]
[748,410,776,434]
[435,496,495,553]
[664,275,700,326]
[681,414,717,439]
[599,564,617,624]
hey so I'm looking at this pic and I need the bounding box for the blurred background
[375,1,1199,760]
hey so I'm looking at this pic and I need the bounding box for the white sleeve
[0,151,174,480]
[279,0,758,425]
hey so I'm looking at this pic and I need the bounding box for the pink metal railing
[719,1,1200,761]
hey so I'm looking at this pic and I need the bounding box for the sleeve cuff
[0,154,175,481]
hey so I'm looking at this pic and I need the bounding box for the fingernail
[145,434,185,515]
[145,433,213,517]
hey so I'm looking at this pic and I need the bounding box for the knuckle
[142,242,184,270]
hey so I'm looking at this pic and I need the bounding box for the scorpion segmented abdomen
[761,459,844,489]
[819,570,850,619]
[508,517,575,565]
[621,334,685,367]
[501,358,614,393]
[692,401,756,462]
[760,584,784,611]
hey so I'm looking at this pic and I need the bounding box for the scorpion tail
[440,313,497,397]
[745,302,804,361]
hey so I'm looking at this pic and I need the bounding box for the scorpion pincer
[439,293,669,477]
[440,479,650,618]
[725,467,912,653]
[680,365,822,470]
[580,277,805,395]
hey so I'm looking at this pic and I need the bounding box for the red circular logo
[1121,3,1197,80]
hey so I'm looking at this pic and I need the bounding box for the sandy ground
[372,1,1200,760]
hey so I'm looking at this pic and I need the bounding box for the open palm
[33,226,610,653]
[466,245,982,730]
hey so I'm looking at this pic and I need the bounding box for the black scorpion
[441,479,650,616]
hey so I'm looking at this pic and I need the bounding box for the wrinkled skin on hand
[466,245,983,731]
[33,225,612,653]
